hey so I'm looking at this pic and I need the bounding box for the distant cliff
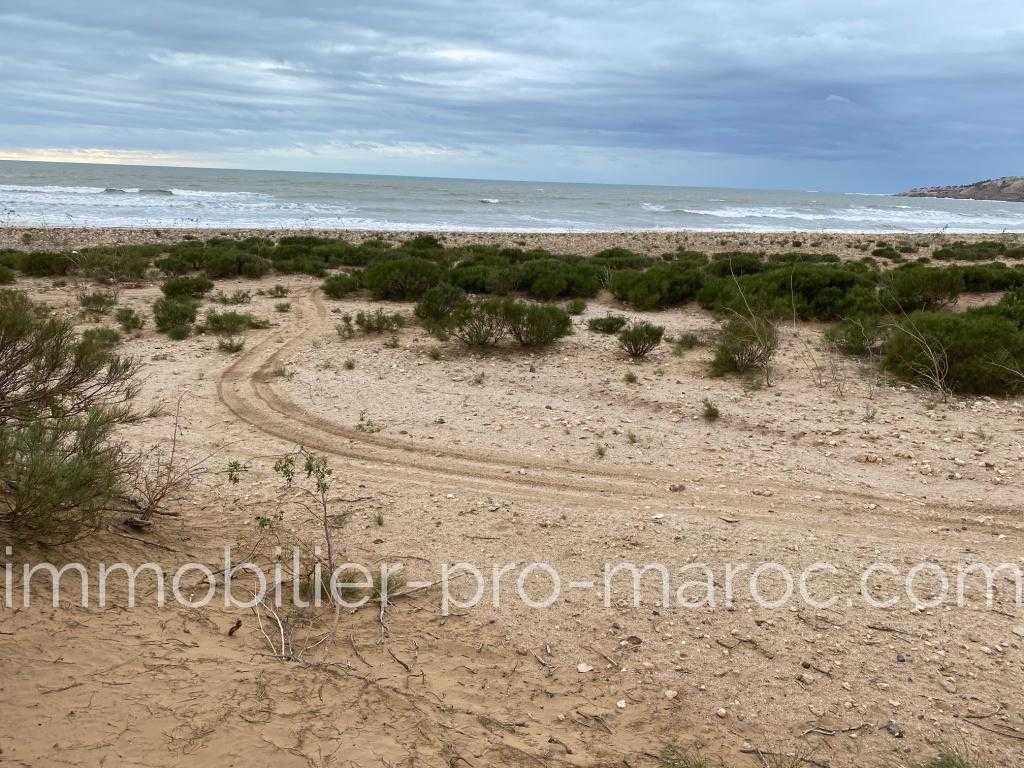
[899,177,1024,202]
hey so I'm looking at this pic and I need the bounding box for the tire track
[216,290,1008,540]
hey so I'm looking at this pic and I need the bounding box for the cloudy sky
[1,1,1022,191]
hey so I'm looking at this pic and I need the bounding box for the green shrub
[78,289,118,318]
[825,315,886,357]
[355,309,406,334]
[701,397,720,422]
[449,298,509,349]
[672,332,701,354]
[707,252,766,277]
[588,314,629,334]
[879,266,962,312]
[956,263,1024,292]
[0,290,138,542]
[609,263,705,310]
[565,298,587,315]
[363,257,445,300]
[617,322,664,359]
[275,301,292,313]
[415,283,466,334]
[322,272,361,299]
[204,309,254,351]
[211,289,252,305]
[161,274,214,298]
[711,314,779,381]
[153,297,199,337]
[502,301,572,348]
[699,264,875,320]
[514,258,601,300]
[0,265,14,285]
[114,306,144,333]
[882,311,1024,396]
[80,327,122,351]
[933,240,1007,261]
[267,284,290,298]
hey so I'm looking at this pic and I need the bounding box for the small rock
[577,663,593,673]
[664,689,678,699]
[716,708,728,718]
[616,699,627,710]
[885,720,905,739]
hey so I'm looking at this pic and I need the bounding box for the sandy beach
[3,225,1022,259]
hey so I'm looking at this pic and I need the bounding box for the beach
[3,225,1022,259]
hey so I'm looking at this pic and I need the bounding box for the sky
[0,1,1022,191]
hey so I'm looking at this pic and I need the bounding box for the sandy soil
[3,226,1024,260]
[1,266,1023,768]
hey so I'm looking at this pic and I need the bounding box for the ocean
[2,160,1023,233]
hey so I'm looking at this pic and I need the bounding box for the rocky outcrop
[899,176,1024,202]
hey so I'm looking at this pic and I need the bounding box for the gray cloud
[1,1,1022,190]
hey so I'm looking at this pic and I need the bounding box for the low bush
[513,258,601,300]
[354,309,406,334]
[0,265,14,284]
[956,262,1024,292]
[211,289,252,305]
[0,290,138,542]
[363,257,445,300]
[448,298,509,349]
[267,284,290,298]
[699,263,876,320]
[414,283,466,334]
[707,252,767,277]
[321,272,361,299]
[502,300,572,348]
[825,314,886,357]
[161,274,214,298]
[588,314,629,334]
[672,332,701,355]
[933,240,1008,261]
[565,298,587,315]
[710,313,779,382]
[153,297,199,338]
[618,322,664,359]
[275,301,292,313]
[79,289,118,318]
[879,266,962,312]
[80,327,122,350]
[115,306,144,333]
[609,263,705,310]
[204,309,255,352]
[882,311,1024,396]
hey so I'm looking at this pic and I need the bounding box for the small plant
[153,297,199,338]
[321,273,359,299]
[701,397,720,421]
[711,312,779,384]
[336,314,355,338]
[626,431,638,445]
[355,309,406,334]
[343,358,355,370]
[274,301,292,313]
[383,335,399,349]
[0,265,16,285]
[502,300,572,348]
[472,371,485,385]
[623,370,638,384]
[595,444,606,458]
[161,274,213,299]
[79,289,118,318]
[427,346,442,360]
[267,284,290,298]
[80,327,122,351]
[672,332,701,355]
[355,410,383,433]
[415,283,467,336]
[618,322,665,359]
[211,289,252,305]
[114,306,144,333]
[588,314,628,334]
[565,298,587,315]
[204,309,252,353]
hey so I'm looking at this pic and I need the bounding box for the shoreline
[3,226,1022,258]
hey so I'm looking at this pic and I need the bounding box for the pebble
[716,708,728,718]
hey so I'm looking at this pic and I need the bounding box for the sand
[1,253,1023,767]
[3,225,1023,259]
